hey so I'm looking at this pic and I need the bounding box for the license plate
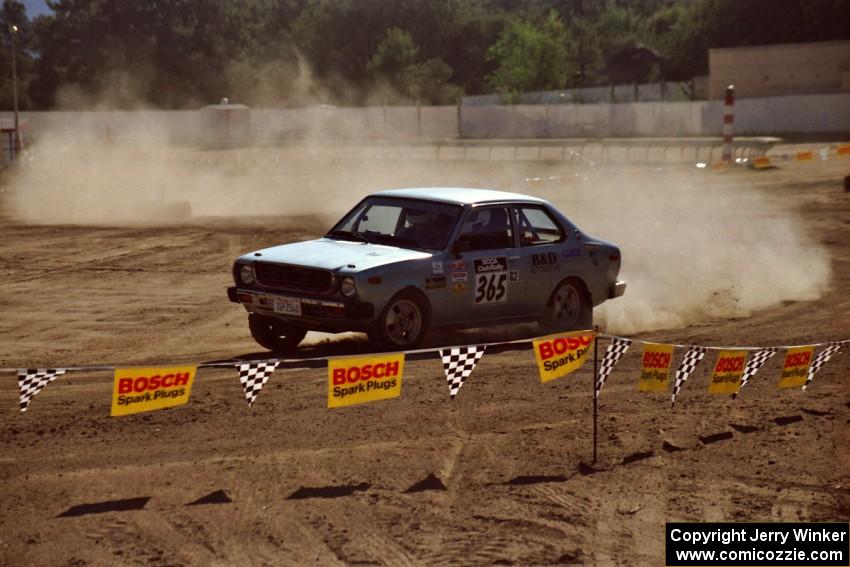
[272,295,302,316]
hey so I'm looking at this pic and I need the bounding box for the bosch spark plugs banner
[708,350,748,394]
[532,331,595,383]
[111,366,197,416]
[638,343,674,392]
[778,346,815,389]
[328,353,405,408]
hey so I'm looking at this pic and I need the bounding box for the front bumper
[609,280,626,299]
[228,287,375,331]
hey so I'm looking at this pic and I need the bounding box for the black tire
[373,290,430,350]
[540,278,592,333]
[248,314,307,352]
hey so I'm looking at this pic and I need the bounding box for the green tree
[485,11,572,96]
[367,27,460,104]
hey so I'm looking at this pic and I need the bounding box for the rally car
[228,188,625,351]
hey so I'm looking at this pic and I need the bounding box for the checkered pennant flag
[237,361,279,407]
[671,346,708,406]
[18,368,67,412]
[596,338,631,398]
[734,348,778,398]
[803,342,843,390]
[440,346,486,399]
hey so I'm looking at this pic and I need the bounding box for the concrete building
[709,40,850,99]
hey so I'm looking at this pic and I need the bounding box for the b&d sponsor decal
[473,257,508,304]
[638,343,674,392]
[425,276,447,289]
[111,365,197,416]
[328,353,404,408]
[531,252,559,273]
[778,346,814,389]
[533,331,595,383]
[708,350,748,394]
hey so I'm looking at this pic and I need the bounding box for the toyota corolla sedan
[228,187,625,351]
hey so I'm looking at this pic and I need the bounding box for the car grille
[254,262,334,293]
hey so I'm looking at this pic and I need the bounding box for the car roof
[373,187,547,206]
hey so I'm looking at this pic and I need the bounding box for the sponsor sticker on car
[425,276,447,289]
[473,257,508,304]
[531,252,559,273]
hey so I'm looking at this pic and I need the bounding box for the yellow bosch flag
[638,343,674,392]
[532,331,595,383]
[328,353,404,408]
[111,366,197,416]
[708,350,747,394]
[778,346,814,389]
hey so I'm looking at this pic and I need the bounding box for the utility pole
[10,23,20,160]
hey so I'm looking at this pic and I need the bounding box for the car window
[456,207,514,251]
[329,197,462,251]
[515,206,564,246]
[354,205,400,235]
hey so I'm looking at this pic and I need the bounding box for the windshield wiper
[326,230,368,243]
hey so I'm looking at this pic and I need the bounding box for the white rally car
[228,188,625,351]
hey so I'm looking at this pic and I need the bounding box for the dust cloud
[4,106,830,336]
[534,168,831,335]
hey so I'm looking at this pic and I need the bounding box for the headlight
[239,264,255,285]
[340,277,357,298]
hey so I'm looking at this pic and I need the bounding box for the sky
[22,0,51,18]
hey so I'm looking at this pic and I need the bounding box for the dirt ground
[1,146,849,566]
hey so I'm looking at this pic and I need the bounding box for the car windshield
[327,197,463,251]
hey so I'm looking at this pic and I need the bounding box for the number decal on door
[474,272,508,304]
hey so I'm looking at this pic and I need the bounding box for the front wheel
[540,278,592,333]
[248,314,307,352]
[373,290,430,350]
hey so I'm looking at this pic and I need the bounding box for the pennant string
[671,347,708,406]
[734,347,778,398]
[237,361,279,407]
[803,342,843,391]
[440,346,486,399]
[596,338,632,398]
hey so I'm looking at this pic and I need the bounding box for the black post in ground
[592,333,598,464]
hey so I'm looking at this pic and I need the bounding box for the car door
[512,204,571,316]
[441,205,524,323]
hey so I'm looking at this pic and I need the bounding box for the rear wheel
[248,314,307,352]
[541,278,592,333]
[373,290,430,350]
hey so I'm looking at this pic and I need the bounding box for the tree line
[1,0,848,110]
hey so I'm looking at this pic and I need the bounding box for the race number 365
[475,272,507,304]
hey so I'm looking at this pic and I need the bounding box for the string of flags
[6,332,847,416]
[709,142,850,171]
[441,346,486,399]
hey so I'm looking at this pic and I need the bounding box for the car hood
[240,238,433,272]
